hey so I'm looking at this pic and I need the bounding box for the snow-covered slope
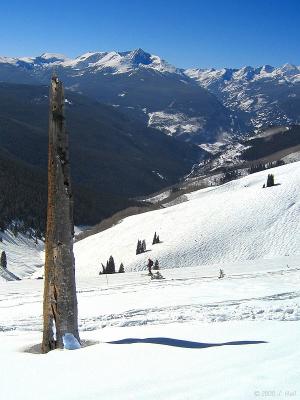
[74,162,300,275]
[1,165,300,400]
[2,257,300,399]
[0,231,43,281]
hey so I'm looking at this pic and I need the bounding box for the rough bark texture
[42,76,80,353]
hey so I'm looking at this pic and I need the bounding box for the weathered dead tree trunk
[42,76,80,353]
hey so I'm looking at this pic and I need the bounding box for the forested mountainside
[0,82,203,234]
[0,148,137,236]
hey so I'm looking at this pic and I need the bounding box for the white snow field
[0,162,300,399]
[0,231,43,282]
[74,161,300,275]
[1,261,300,400]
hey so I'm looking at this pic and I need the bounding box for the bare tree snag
[42,76,80,353]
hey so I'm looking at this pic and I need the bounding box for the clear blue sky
[1,0,299,68]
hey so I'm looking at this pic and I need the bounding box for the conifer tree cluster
[136,239,146,255]
[0,251,7,269]
[249,160,284,174]
[100,256,125,274]
[152,232,160,245]
[266,174,275,187]
[118,263,125,273]
[104,256,115,274]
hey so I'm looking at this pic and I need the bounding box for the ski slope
[75,162,300,276]
[1,162,299,280]
[1,258,300,400]
[0,231,43,282]
[1,162,300,399]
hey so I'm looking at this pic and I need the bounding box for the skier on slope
[218,269,225,279]
[147,258,154,276]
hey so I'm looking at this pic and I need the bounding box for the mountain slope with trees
[0,82,203,196]
[74,162,300,275]
[0,50,240,143]
[0,82,204,234]
[0,147,136,235]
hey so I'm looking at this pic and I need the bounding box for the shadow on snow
[106,337,267,349]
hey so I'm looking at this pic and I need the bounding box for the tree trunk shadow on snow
[106,337,267,349]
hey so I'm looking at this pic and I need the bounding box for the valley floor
[1,256,299,400]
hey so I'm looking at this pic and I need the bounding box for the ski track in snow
[1,262,300,333]
[0,163,300,399]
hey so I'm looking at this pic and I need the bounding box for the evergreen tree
[1,251,7,269]
[152,232,157,245]
[249,163,266,174]
[267,174,275,187]
[136,239,141,255]
[106,256,116,274]
[99,263,106,275]
[152,232,160,244]
[118,263,125,273]
[136,239,147,254]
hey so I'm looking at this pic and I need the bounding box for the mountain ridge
[1,48,300,143]
[0,49,240,143]
[1,49,299,77]
[186,63,300,133]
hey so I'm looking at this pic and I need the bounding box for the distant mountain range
[1,49,300,143]
[0,48,300,234]
[0,50,239,143]
[186,64,300,134]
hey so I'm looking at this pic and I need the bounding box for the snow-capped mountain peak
[83,48,180,74]
[126,48,152,66]
[37,52,68,62]
[233,66,256,80]
[0,49,300,140]
[61,51,109,69]
[259,64,274,74]
[0,48,181,75]
[185,61,300,132]
[276,63,300,77]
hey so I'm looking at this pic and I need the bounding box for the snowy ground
[1,257,300,399]
[1,162,300,399]
[0,231,43,281]
[74,162,300,275]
